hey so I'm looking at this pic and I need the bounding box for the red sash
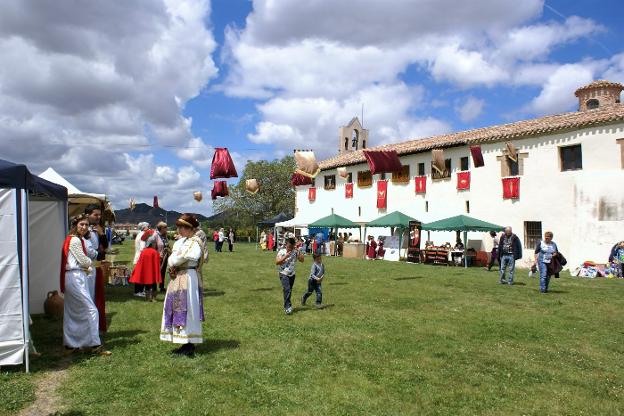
[59,235,86,293]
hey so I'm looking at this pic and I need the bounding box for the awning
[367,210,416,229]
[308,213,361,228]
[421,214,503,232]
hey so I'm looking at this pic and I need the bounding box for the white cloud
[526,64,595,114]
[456,97,485,122]
[429,45,509,87]
[0,0,218,213]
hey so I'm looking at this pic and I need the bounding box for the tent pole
[463,230,468,268]
[255,226,258,250]
[20,190,30,373]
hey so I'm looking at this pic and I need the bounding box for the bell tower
[338,117,369,154]
[574,80,623,111]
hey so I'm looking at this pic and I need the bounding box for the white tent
[39,167,114,221]
[0,159,67,371]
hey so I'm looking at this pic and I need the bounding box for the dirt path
[18,357,71,416]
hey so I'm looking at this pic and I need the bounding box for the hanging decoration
[363,150,402,174]
[377,180,388,209]
[470,145,484,168]
[210,148,238,179]
[337,167,349,179]
[291,172,314,186]
[345,183,354,198]
[308,187,316,202]
[129,197,136,211]
[193,191,203,202]
[457,172,471,190]
[294,150,320,178]
[502,177,520,199]
[505,142,518,162]
[245,179,260,194]
[211,181,229,200]
[431,149,445,175]
[153,195,159,209]
[415,176,427,194]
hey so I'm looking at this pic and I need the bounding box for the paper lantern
[431,149,445,175]
[294,150,320,178]
[210,148,238,179]
[363,150,402,174]
[457,171,470,190]
[245,179,260,194]
[193,191,203,202]
[505,142,518,162]
[211,181,229,200]
[470,145,484,168]
[337,167,348,179]
[291,172,313,186]
[129,197,136,211]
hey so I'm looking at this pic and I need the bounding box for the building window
[560,144,583,171]
[362,140,366,149]
[431,159,451,180]
[586,99,599,110]
[418,162,425,176]
[344,138,348,150]
[391,165,410,184]
[460,156,469,171]
[617,138,624,169]
[497,154,526,177]
[324,175,336,190]
[465,200,470,213]
[425,201,429,212]
[347,172,353,183]
[357,170,372,187]
[524,221,542,249]
[358,206,361,216]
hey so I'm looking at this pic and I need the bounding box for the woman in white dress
[160,214,205,356]
[60,214,111,355]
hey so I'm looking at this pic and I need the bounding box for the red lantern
[291,172,313,186]
[470,145,484,168]
[363,150,402,174]
[210,148,238,179]
[211,181,229,200]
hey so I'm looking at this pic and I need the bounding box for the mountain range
[114,203,209,227]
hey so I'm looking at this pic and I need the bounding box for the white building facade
[294,81,624,268]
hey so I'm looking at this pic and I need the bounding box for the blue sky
[1,0,623,215]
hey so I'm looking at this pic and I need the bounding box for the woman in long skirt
[60,214,111,356]
[160,214,205,356]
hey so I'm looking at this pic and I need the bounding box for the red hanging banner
[470,145,484,168]
[211,181,229,200]
[308,187,316,202]
[345,183,353,199]
[377,180,388,209]
[502,177,520,199]
[414,176,426,194]
[210,148,238,179]
[457,171,471,190]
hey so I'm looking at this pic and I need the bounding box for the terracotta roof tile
[319,104,624,170]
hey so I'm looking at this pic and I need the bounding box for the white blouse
[67,236,92,271]
[168,237,202,268]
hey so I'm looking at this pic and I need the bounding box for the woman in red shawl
[268,232,275,251]
[129,230,162,301]
[377,236,385,259]
[366,235,377,260]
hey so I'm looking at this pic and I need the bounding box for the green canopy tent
[308,214,362,254]
[366,211,417,260]
[421,215,504,267]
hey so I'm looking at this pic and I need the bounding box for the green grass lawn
[2,242,623,415]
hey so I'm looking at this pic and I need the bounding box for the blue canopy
[0,159,67,200]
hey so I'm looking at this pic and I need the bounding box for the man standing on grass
[276,237,304,315]
[497,226,523,285]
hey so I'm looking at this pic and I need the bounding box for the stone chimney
[338,117,369,154]
[575,80,623,111]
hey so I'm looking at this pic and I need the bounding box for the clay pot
[44,290,64,319]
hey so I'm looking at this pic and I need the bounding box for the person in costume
[61,214,111,356]
[377,236,385,259]
[84,204,108,332]
[260,230,267,250]
[129,230,162,301]
[160,214,205,357]
[366,235,377,260]
[133,222,150,297]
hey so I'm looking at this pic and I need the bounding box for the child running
[301,253,324,308]
[275,237,305,315]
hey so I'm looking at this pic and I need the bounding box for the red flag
[211,181,229,200]
[377,180,387,209]
[502,177,520,199]
[153,195,159,208]
[457,171,470,190]
[363,150,402,174]
[470,145,484,168]
[308,187,316,202]
[345,183,353,198]
[210,148,238,179]
[291,172,313,186]
[415,176,426,194]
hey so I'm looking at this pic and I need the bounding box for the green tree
[211,156,296,235]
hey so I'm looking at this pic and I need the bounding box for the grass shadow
[293,304,335,313]
[392,276,424,281]
[198,339,240,354]
[104,329,148,349]
[203,289,225,297]
[250,287,276,292]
